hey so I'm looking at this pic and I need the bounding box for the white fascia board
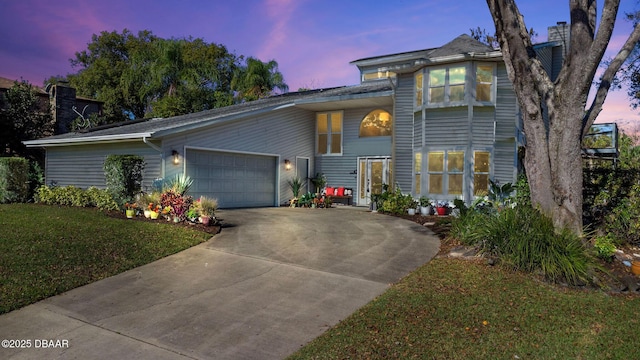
[414,51,503,66]
[23,133,153,147]
[294,89,394,106]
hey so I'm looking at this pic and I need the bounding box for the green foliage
[197,196,218,217]
[449,206,595,285]
[513,173,531,208]
[231,57,288,101]
[377,184,414,215]
[604,184,640,245]
[103,154,145,205]
[287,176,305,198]
[0,80,54,158]
[419,196,430,207]
[58,29,284,122]
[298,192,315,207]
[593,234,617,261]
[0,157,30,203]
[35,185,119,211]
[165,173,193,195]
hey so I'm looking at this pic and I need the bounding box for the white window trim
[316,111,344,156]
[426,149,466,198]
[426,64,468,108]
[472,149,493,197]
[472,62,497,106]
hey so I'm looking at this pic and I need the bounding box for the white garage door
[186,149,277,208]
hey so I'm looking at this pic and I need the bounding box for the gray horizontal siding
[393,74,414,191]
[162,107,315,204]
[45,142,162,190]
[316,107,392,193]
[424,107,469,147]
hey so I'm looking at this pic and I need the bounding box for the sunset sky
[1,0,638,124]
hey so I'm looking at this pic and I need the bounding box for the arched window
[359,109,392,137]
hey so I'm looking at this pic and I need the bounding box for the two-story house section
[351,34,518,203]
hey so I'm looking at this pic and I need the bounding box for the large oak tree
[487,0,640,233]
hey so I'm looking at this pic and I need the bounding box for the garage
[185,148,278,208]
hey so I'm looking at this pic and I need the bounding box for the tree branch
[584,22,640,135]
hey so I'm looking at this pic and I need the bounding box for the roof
[350,34,501,74]
[24,82,393,147]
[0,76,102,103]
[0,76,47,94]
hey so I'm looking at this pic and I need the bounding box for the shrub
[35,185,118,211]
[0,157,30,203]
[160,189,193,221]
[164,173,192,195]
[197,196,218,217]
[593,233,617,261]
[604,184,640,246]
[103,155,145,205]
[449,206,595,285]
[377,184,414,215]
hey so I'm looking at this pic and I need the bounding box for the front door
[357,157,392,207]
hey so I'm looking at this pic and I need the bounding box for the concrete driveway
[0,207,440,360]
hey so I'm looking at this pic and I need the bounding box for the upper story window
[414,62,496,109]
[429,66,466,105]
[475,65,494,103]
[317,111,343,155]
[359,109,392,137]
[415,73,423,107]
[362,70,397,82]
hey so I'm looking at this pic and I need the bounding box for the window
[414,152,422,195]
[317,112,342,155]
[415,72,423,107]
[476,65,494,102]
[359,109,392,137]
[473,151,490,195]
[428,66,466,105]
[362,70,397,82]
[427,150,464,195]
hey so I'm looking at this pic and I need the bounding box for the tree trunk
[486,0,640,234]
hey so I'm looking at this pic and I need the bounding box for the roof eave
[23,133,153,147]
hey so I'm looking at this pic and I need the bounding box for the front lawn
[288,258,640,359]
[0,204,212,314]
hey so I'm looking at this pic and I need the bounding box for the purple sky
[1,0,638,124]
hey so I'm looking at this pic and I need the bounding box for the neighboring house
[0,77,103,135]
[24,26,569,209]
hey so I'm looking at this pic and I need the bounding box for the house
[1,77,103,135]
[24,27,568,209]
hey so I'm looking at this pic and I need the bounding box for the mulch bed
[386,212,640,294]
[107,210,222,235]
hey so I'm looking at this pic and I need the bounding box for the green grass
[0,204,212,314]
[288,258,640,360]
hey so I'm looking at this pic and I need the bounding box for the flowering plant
[147,203,161,212]
[124,202,137,210]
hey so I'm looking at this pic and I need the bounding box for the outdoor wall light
[284,159,291,171]
[172,150,180,165]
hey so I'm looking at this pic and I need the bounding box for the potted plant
[435,200,448,216]
[148,203,161,219]
[407,197,418,216]
[198,196,218,225]
[310,173,327,193]
[287,177,305,207]
[124,202,136,218]
[419,196,431,216]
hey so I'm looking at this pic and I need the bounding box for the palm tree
[231,57,288,101]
